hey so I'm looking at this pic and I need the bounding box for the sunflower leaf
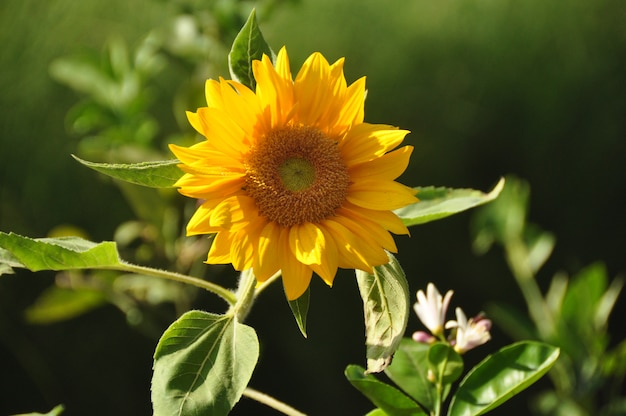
[396,178,505,227]
[72,155,182,188]
[228,8,274,90]
[288,286,310,337]
[0,245,22,275]
[356,252,410,373]
[0,232,121,271]
[152,310,259,416]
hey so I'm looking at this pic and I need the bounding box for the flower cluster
[412,283,492,354]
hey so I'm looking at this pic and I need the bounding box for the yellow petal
[205,79,224,109]
[288,222,324,265]
[253,221,281,282]
[335,76,365,128]
[309,226,339,286]
[288,223,338,286]
[187,200,221,235]
[340,124,409,165]
[349,146,413,181]
[347,180,418,210]
[337,207,398,253]
[186,110,206,136]
[199,107,249,156]
[281,255,313,301]
[170,143,244,173]
[206,232,232,264]
[230,219,264,271]
[294,52,332,127]
[274,47,292,80]
[219,79,261,139]
[321,218,387,271]
[342,202,409,236]
[253,52,294,127]
[174,173,245,201]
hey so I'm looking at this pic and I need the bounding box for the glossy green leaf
[72,155,182,188]
[345,365,427,416]
[288,287,310,337]
[228,8,274,90]
[0,232,121,272]
[448,341,560,416]
[397,178,504,227]
[356,252,410,373]
[428,342,464,385]
[384,338,436,411]
[152,311,259,416]
[10,404,65,416]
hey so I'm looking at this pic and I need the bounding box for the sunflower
[170,47,418,300]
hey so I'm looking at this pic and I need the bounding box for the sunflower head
[170,47,418,300]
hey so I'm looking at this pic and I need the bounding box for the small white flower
[445,307,492,354]
[413,283,454,336]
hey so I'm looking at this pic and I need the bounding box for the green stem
[432,364,446,416]
[504,238,554,337]
[243,387,307,416]
[116,261,237,305]
[229,269,258,322]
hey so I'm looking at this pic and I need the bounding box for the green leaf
[345,365,427,416]
[152,310,259,416]
[397,178,504,227]
[25,286,107,324]
[366,409,390,416]
[448,341,560,416]
[228,8,274,90]
[384,338,436,411]
[356,252,410,373]
[0,232,121,272]
[72,155,182,188]
[0,246,22,275]
[561,262,608,332]
[428,343,464,385]
[10,404,65,416]
[288,287,310,337]
[524,225,555,274]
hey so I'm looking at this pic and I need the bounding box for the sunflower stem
[230,268,258,322]
[243,387,308,416]
[116,261,237,305]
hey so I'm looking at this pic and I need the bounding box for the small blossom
[412,331,436,344]
[413,283,454,336]
[445,307,492,354]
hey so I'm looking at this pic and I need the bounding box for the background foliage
[1,0,624,414]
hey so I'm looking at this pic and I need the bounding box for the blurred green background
[1,0,624,415]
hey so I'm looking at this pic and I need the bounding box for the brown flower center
[244,125,350,227]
